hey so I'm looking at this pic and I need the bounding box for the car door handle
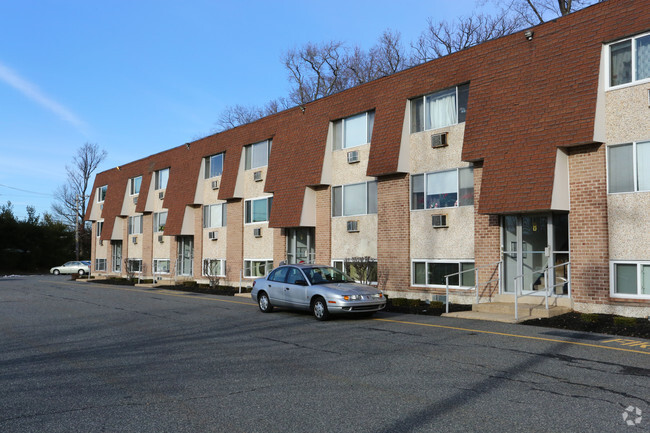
[284,287,290,291]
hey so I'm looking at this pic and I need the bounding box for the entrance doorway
[177,236,194,276]
[286,228,315,264]
[111,241,122,273]
[502,214,569,296]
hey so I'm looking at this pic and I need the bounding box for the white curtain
[426,88,457,130]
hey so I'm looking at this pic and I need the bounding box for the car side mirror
[294,279,308,286]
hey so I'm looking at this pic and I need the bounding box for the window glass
[268,267,288,283]
[457,83,469,123]
[98,185,107,202]
[427,262,459,286]
[426,88,457,131]
[427,170,457,208]
[128,215,142,234]
[206,154,224,178]
[635,34,650,81]
[410,97,424,133]
[154,212,167,232]
[411,174,424,210]
[458,167,474,206]
[615,263,637,294]
[286,267,305,285]
[344,113,368,148]
[413,262,426,285]
[131,176,142,195]
[245,260,273,277]
[333,119,343,150]
[642,265,650,295]
[610,40,632,87]
[245,198,271,223]
[461,263,475,287]
[608,144,634,193]
[332,186,342,217]
[154,259,170,273]
[636,141,650,191]
[96,221,103,237]
[344,183,366,216]
[156,168,169,190]
[367,180,378,214]
[203,204,225,228]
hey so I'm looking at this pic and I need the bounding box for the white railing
[444,260,502,314]
[513,261,570,321]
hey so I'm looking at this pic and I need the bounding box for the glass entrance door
[286,228,315,264]
[503,214,569,295]
[177,236,194,276]
[111,241,122,273]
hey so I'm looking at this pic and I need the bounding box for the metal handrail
[513,261,570,321]
[444,260,502,314]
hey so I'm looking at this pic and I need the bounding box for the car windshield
[303,266,354,285]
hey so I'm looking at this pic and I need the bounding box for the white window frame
[203,203,227,228]
[153,259,171,274]
[128,215,143,235]
[411,259,476,288]
[606,31,650,90]
[332,181,378,217]
[130,176,142,196]
[333,110,375,150]
[95,258,107,271]
[126,258,143,273]
[410,167,474,210]
[202,258,226,277]
[244,259,273,278]
[205,153,224,179]
[331,259,378,284]
[245,139,272,170]
[98,185,107,202]
[410,84,469,133]
[96,221,103,237]
[153,211,167,232]
[610,261,650,299]
[155,168,169,190]
[607,141,650,194]
[244,196,272,224]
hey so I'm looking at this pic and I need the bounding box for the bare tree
[52,143,107,260]
[490,0,602,27]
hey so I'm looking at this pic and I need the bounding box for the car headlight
[343,294,363,301]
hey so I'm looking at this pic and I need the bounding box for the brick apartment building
[86,0,650,318]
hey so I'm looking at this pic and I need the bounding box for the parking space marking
[373,318,650,356]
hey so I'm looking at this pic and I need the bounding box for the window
[128,215,143,235]
[153,211,167,232]
[411,167,474,210]
[611,261,650,298]
[96,221,103,237]
[332,181,378,217]
[609,32,650,87]
[205,153,224,178]
[155,168,169,190]
[203,203,227,228]
[95,258,106,271]
[126,259,142,273]
[412,260,475,287]
[607,141,650,193]
[153,259,170,274]
[244,259,273,278]
[98,185,107,202]
[332,259,377,284]
[202,258,226,277]
[411,84,469,133]
[130,176,142,195]
[245,140,271,170]
[333,110,375,150]
[245,197,272,224]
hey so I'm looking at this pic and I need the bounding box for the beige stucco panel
[410,206,474,259]
[605,85,650,144]
[410,123,468,174]
[331,215,377,259]
[243,223,274,259]
[331,143,375,186]
[608,192,650,260]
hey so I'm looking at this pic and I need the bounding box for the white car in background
[50,261,90,276]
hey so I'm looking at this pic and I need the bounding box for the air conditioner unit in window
[347,150,360,164]
[432,214,448,228]
[253,171,263,182]
[253,228,262,238]
[158,235,164,243]
[431,132,448,148]
[211,180,219,190]
[99,239,103,246]
[133,196,138,205]
[346,220,359,232]
[209,231,218,240]
[158,191,164,200]
[132,236,138,244]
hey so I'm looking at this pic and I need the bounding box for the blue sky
[0,0,481,220]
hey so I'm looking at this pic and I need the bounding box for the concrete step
[473,301,571,319]
[442,311,522,323]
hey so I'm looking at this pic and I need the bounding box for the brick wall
[226,199,243,282]
[473,162,501,298]
[192,205,203,278]
[273,228,286,266]
[142,213,153,278]
[377,174,410,293]
[568,144,610,304]
[315,186,332,264]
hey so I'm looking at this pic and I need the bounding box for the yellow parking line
[373,318,650,356]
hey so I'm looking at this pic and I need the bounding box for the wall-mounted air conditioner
[209,231,218,240]
[253,228,262,238]
[158,235,164,243]
[431,132,448,148]
[253,171,263,182]
[347,150,360,164]
[346,220,359,232]
[99,239,103,246]
[158,191,164,200]
[132,236,138,245]
[432,214,448,228]
[133,196,138,205]
[211,180,219,190]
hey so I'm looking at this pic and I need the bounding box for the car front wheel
[78,269,85,276]
[312,297,330,321]
[53,269,60,275]
[258,292,274,313]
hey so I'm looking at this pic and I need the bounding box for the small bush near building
[524,312,650,339]
[386,297,471,316]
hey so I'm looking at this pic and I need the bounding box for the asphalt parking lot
[1,275,648,432]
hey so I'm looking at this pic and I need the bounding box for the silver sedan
[50,261,90,276]
[251,264,386,320]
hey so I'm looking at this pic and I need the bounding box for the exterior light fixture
[525,30,534,41]
[185,143,191,149]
